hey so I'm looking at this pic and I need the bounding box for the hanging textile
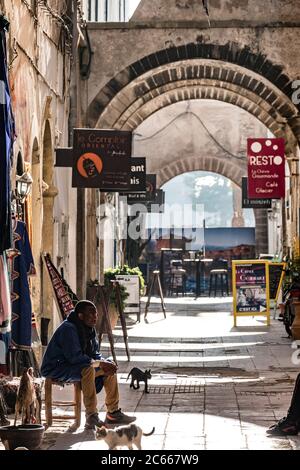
[0,15,14,254]
[0,254,11,325]
[11,218,36,349]
[42,253,78,322]
[0,253,12,374]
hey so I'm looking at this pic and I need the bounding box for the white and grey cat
[95,423,155,450]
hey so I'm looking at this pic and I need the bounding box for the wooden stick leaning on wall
[111,280,130,362]
[95,285,117,365]
[95,282,131,364]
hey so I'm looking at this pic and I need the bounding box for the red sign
[247,138,285,199]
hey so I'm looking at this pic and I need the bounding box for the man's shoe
[105,409,136,426]
[84,413,105,430]
[266,418,299,436]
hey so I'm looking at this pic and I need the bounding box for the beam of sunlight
[115,354,254,363]
[100,341,264,351]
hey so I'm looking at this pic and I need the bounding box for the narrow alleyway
[36,297,300,450]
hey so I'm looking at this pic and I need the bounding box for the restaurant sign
[72,129,132,191]
[247,138,285,199]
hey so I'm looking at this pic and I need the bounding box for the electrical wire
[134,109,243,160]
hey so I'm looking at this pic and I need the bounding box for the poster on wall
[232,260,270,326]
[247,138,285,199]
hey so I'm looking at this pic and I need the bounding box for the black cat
[127,368,152,394]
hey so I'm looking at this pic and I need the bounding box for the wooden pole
[97,286,117,365]
[112,281,130,361]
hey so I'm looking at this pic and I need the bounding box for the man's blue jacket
[41,318,104,393]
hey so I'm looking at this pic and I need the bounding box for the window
[84,0,137,22]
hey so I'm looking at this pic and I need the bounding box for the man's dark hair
[68,301,97,357]
[74,300,96,317]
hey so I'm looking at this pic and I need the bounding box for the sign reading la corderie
[247,138,285,199]
[71,129,132,191]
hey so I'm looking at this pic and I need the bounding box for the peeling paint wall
[2,0,75,335]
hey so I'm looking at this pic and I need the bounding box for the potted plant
[87,265,145,332]
[105,265,145,298]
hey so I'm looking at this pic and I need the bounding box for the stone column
[42,185,58,337]
[231,184,245,227]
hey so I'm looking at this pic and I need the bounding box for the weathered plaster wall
[2,0,75,334]
[132,0,300,23]
[85,26,300,107]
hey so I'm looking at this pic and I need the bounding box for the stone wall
[1,0,75,335]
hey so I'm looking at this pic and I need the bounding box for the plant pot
[97,303,119,334]
[291,301,300,340]
[0,424,45,450]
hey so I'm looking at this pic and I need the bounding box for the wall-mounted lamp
[15,171,33,203]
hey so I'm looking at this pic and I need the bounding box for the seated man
[41,300,136,430]
[267,373,300,436]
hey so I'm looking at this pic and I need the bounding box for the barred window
[83,0,135,22]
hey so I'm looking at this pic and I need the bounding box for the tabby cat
[96,423,155,450]
[127,368,151,393]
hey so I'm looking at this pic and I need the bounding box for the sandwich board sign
[268,262,286,302]
[232,260,270,326]
[115,275,140,321]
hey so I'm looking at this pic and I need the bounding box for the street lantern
[15,172,33,203]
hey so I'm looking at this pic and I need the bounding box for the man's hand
[91,359,117,375]
[100,360,118,376]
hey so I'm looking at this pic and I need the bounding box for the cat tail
[126,371,131,381]
[143,427,155,436]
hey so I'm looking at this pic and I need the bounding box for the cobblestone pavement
[2,296,300,450]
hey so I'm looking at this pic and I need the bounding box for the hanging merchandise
[0,254,11,327]
[10,218,36,350]
[0,253,12,374]
[0,15,15,254]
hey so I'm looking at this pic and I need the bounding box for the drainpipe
[69,0,85,298]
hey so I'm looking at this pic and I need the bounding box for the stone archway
[85,41,300,260]
[156,155,268,255]
[88,43,300,152]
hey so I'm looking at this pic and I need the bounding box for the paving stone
[2,297,296,452]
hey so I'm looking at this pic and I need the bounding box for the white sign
[116,275,140,314]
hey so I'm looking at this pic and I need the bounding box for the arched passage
[87,42,299,258]
[88,43,300,150]
[156,155,267,255]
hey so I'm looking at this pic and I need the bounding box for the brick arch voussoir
[110,81,295,156]
[156,156,245,188]
[89,41,299,128]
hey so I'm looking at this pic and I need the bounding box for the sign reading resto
[247,138,285,199]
